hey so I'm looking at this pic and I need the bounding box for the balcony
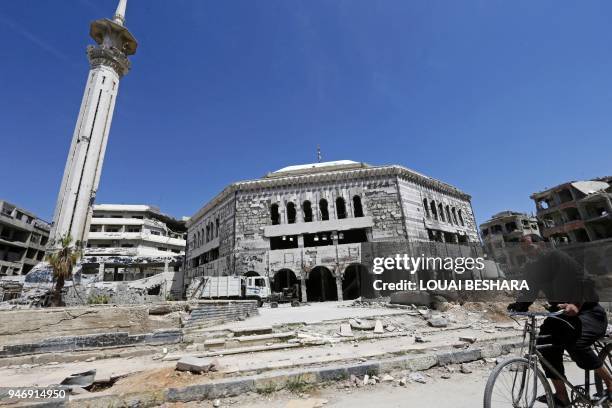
[263,216,374,238]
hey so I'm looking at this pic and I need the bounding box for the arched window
[196,231,200,247]
[210,222,214,240]
[303,201,313,222]
[353,196,364,218]
[215,218,220,237]
[206,224,210,242]
[438,203,445,222]
[445,206,452,224]
[271,203,280,225]
[452,208,458,224]
[430,201,438,221]
[336,197,347,219]
[423,199,430,219]
[287,202,296,224]
[319,199,329,221]
[201,228,204,245]
[458,209,465,226]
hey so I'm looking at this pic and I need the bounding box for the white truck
[195,275,271,306]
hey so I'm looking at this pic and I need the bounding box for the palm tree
[46,235,80,307]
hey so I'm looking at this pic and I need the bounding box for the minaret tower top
[88,0,138,76]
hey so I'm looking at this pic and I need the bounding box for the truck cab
[243,276,271,305]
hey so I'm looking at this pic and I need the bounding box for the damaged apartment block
[0,200,50,276]
[531,177,612,245]
[185,160,481,303]
[79,204,187,300]
[479,211,541,276]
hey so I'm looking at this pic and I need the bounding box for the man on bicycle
[507,234,611,407]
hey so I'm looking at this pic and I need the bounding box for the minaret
[49,0,137,248]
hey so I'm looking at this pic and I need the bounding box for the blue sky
[1,1,611,225]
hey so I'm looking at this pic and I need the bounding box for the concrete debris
[176,356,218,374]
[427,316,449,328]
[381,374,394,382]
[441,373,451,379]
[362,374,370,386]
[432,295,451,312]
[339,323,353,337]
[398,377,407,386]
[460,364,473,374]
[348,318,375,330]
[414,335,427,343]
[408,372,427,384]
[60,369,96,389]
[459,336,477,344]
[385,324,396,332]
[213,399,221,407]
[373,320,384,334]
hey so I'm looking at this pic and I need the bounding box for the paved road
[235,361,586,408]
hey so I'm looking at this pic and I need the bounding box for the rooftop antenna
[317,146,322,163]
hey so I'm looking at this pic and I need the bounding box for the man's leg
[538,318,571,404]
[568,306,610,394]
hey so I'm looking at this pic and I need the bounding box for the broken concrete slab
[176,356,218,374]
[408,372,427,384]
[373,320,384,334]
[339,324,353,337]
[427,317,449,328]
[349,318,375,330]
[60,369,96,388]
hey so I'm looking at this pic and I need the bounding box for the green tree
[46,235,80,307]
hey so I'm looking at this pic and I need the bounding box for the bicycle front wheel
[483,357,554,408]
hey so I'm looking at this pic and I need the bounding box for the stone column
[98,262,105,281]
[164,260,170,273]
[300,276,307,302]
[336,275,343,301]
[298,235,304,248]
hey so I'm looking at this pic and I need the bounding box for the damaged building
[185,160,480,302]
[531,177,612,245]
[0,200,50,276]
[81,205,186,289]
[479,211,541,276]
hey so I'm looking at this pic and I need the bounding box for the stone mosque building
[185,160,480,302]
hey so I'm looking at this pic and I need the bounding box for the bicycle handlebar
[509,310,565,317]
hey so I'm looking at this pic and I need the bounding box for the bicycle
[483,310,612,407]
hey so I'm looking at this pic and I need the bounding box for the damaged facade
[82,204,186,285]
[479,211,540,276]
[186,160,480,302]
[531,177,612,245]
[0,200,50,276]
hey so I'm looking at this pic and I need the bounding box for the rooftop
[265,160,369,178]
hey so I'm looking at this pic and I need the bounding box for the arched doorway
[272,269,298,292]
[272,269,301,301]
[244,271,260,277]
[342,264,372,300]
[306,266,337,302]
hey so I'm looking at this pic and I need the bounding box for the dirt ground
[158,360,587,408]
